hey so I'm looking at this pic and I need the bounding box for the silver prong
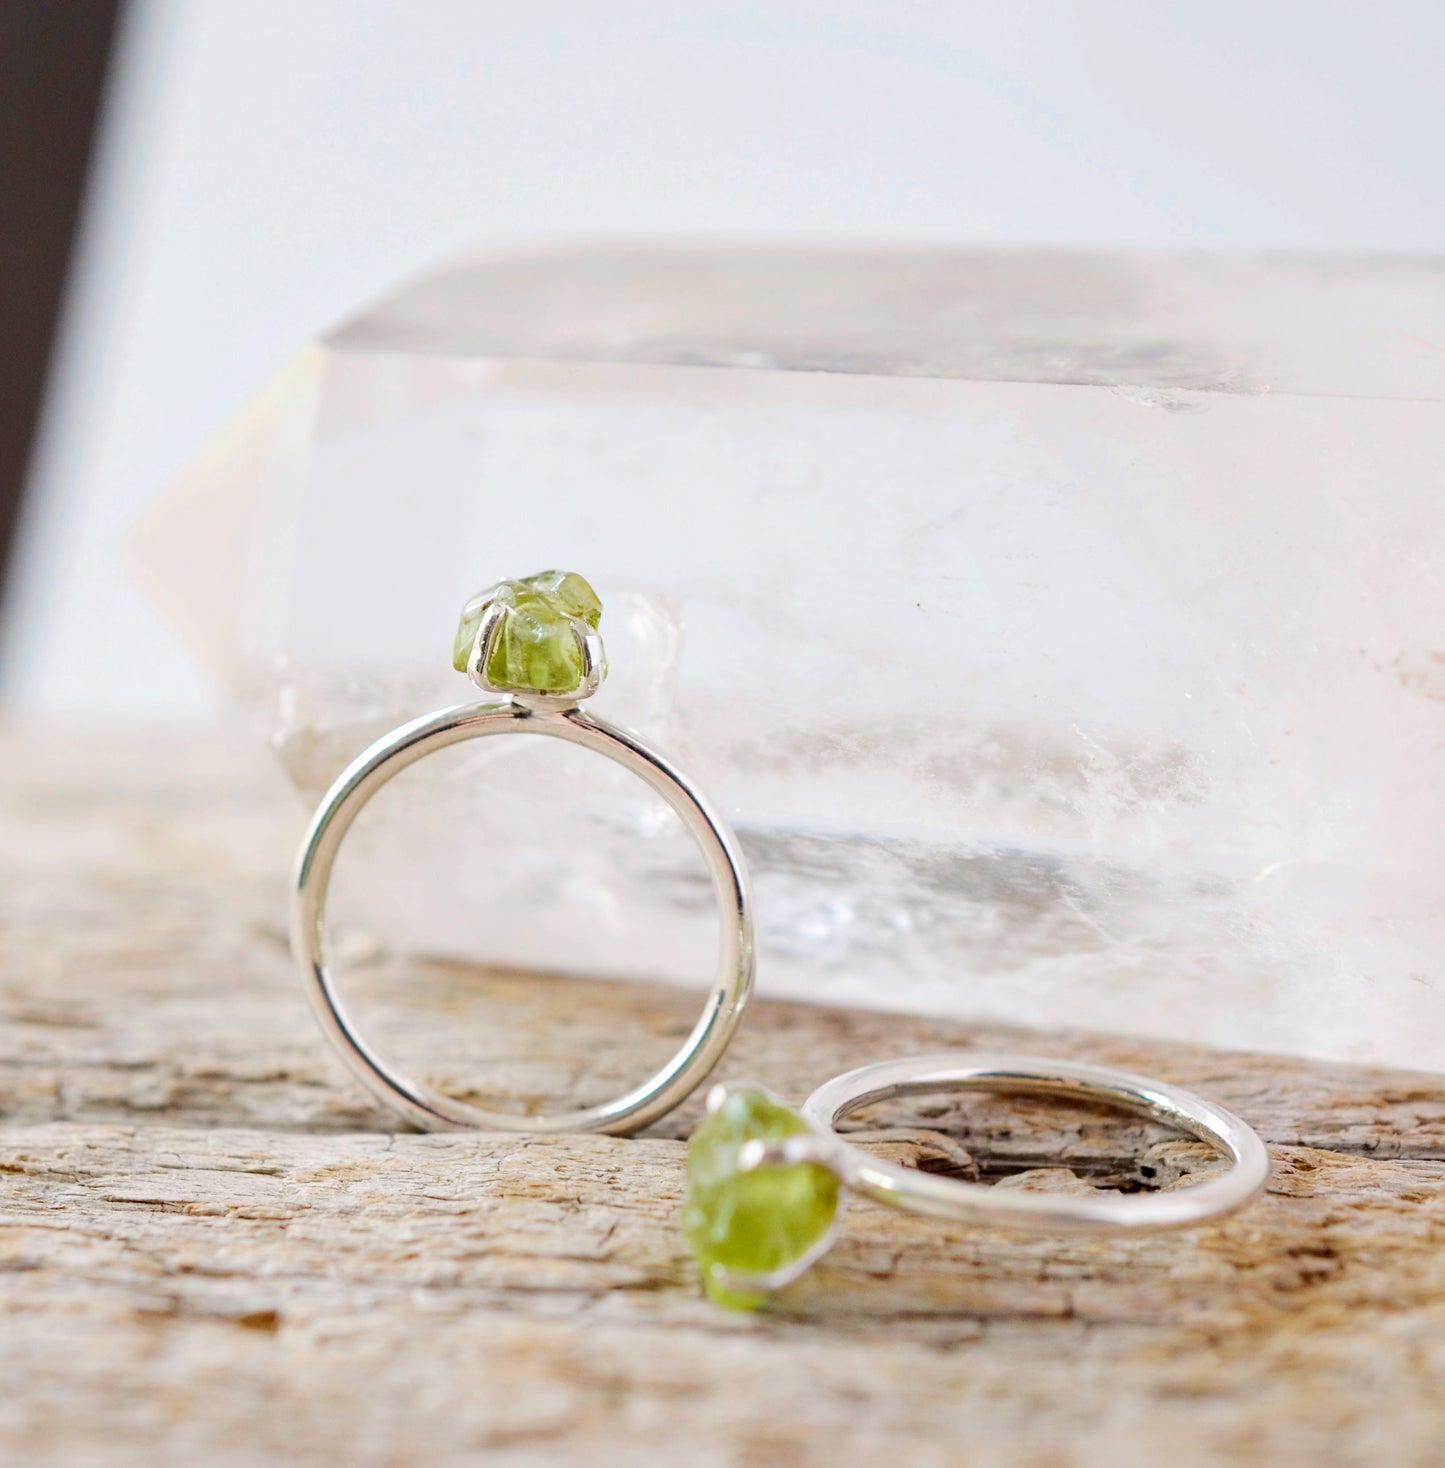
[704,1083,728,1116]
[736,1137,772,1172]
[704,1199,847,1299]
[735,1133,841,1174]
[468,603,607,712]
[465,599,508,695]
[571,618,606,703]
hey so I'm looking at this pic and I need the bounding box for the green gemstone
[452,570,603,693]
[682,1087,840,1310]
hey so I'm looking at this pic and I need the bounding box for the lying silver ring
[291,571,754,1135]
[683,1052,1269,1305]
[803,1053,1270,1231]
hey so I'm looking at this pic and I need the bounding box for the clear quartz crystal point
[129,246,1445,1070]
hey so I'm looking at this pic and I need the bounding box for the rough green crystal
[682,1087,840,1310]
[451,570,603,693]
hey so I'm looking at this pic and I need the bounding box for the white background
[5,0,1444,718]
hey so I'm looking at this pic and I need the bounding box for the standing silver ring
[291,571,755,1135]
[684,1053,1269,1306]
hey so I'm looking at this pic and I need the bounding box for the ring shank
[291,701,754,1135]
[802,1054,1269,1233]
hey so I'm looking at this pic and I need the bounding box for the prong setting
[682,1083,849,1308]
[462,580,606,711]
[735,1133,842,1174]
[463,598,508,694]
[705,1204,846,1300]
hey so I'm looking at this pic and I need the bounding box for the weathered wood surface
[4,733,1445,1467]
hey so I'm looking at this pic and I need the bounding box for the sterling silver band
[800,1052,1269,1234]
[291,700,755,1135]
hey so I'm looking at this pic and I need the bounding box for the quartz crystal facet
[452,570,603,693]
[682,1087,840,1309]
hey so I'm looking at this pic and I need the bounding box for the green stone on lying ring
[682,1087,841,1310]
[452,570,603,693]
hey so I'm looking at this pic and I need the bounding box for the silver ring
[291,572,755,1135]
[684,1053,1268,1305]
[803,1053,1270,1232]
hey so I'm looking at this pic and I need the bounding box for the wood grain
[3,732,1445,1466]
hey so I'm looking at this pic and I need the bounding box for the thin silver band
[802,1052,1269,1233]
[291,700,755,1134]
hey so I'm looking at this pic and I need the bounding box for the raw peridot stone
[682,1088,840,1310]
[452,570,603,693]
